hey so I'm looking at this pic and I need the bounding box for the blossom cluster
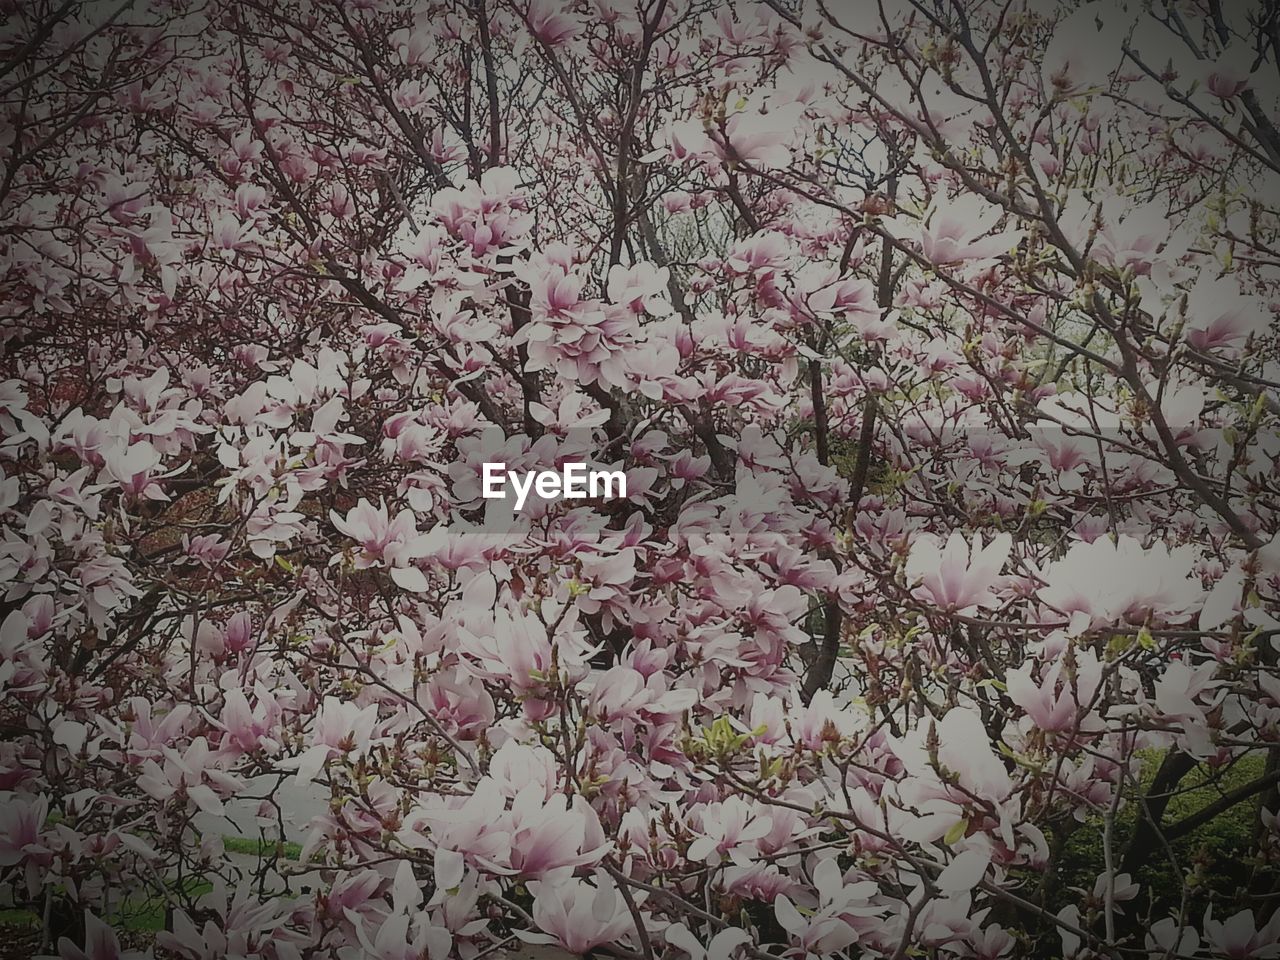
[1,1,1279,959]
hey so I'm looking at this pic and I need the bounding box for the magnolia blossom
[290,698,381,784]
[1005,651,1105,734]
[519,875,635,953]
[906,532,1012,615]
[3,2,1278,958]
[505,789,612,880]
[525,0,579,47]
[47,911,148,960]
[915,194,1022,265]
[0,792,49,870]
[1094,199,1170,274]
[1037,536,1202,627]
[1183,273,1269,353]
[1204,907,1280,959]
[136,737,244,816]
[714,98,805,169]
[458,599,596,694]
[330,499,442,592]
[1151,660,1222,757]
[688,796,773,864]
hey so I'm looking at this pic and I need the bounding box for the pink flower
[1037,536,1202,627]
[530,264,591,321]
[506,789,612,880]
[913,893,982,948]
[587,665,650,721]
[1152,660,1221,757]
[291,697,381,784]
[330,498,439,591]
[404,789,510,870]
[181,533,230,567]
[665,118,715,163]
[519,875,635,954]
[666,923,753,960]
[158,881,302,959]
[345,906,447,960]
[458,601,595,694]
[487,741,557,799]
[116,697,192,760]
[906,532,1012,616]
[213,687,281,758]
[1094,199,1169,275]
[1006,652,1104,734]
[1147,917,1200,957]
[714,98,804,170]
[607,261,672,316]
[1204,907,1280,959]
[687,796,773,865]
[1206,46,1252,99]
[102,439,167,501]
[49,911,148,960]
[526,0,579,46]
[725,231,791,273]
[918,195,1022,265]
[136,737,243,816]
[785,689,864,751]
[420,668,495,739]
[0,792,49,868]
[892,707,1013,807]
[775,861,863,957]
[1184,273,1268,353]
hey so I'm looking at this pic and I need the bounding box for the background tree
[2,0,1280,958]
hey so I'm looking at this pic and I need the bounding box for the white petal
[936,848,990,893]
[391,565,429,592]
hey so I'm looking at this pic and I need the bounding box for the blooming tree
[2,0,1280,957]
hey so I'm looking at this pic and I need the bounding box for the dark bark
[1119,750,1197,876]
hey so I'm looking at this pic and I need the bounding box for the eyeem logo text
[481,463,627,511]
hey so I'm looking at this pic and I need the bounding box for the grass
[221,835,304,861]
[1051,750,1275,918]
[1,832,306,936]
[116,879,214,933]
